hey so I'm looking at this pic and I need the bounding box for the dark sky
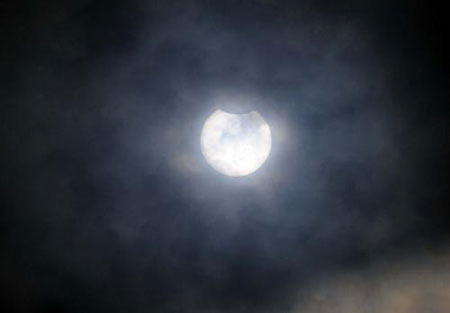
[1,1,449,312]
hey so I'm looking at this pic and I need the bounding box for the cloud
[293,248,450,313]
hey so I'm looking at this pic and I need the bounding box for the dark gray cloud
[1,0,449,312]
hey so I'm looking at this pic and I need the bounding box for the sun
[200,110,271,177]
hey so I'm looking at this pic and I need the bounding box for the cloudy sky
[1,1,449,312]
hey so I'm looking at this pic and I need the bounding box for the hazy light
[200,109,271,177]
